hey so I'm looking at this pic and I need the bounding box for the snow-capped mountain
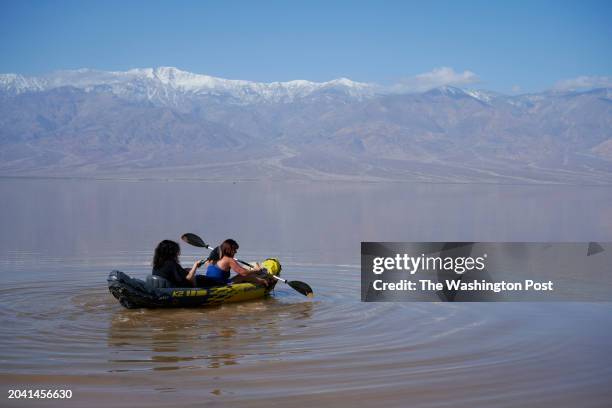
[0,67,376,104]
[0,68,610,183]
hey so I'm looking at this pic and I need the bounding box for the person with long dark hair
[205,238,269,286]
[152,240,202,287]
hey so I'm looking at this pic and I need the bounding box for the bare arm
[229,259,268,287]
[229,258,260,276]
[185,260,203,286]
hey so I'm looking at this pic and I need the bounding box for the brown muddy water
[1,178,611,407]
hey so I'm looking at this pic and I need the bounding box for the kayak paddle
[181,232,314,298]
[181,232,209,249]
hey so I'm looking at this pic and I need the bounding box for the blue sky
[1,0,610,93]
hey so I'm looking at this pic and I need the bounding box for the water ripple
[0,261,611,407]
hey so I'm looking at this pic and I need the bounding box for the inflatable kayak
[108,258,281,309]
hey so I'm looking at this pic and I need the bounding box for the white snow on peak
[0,73,46,93]
[464,89,498,103]
[0,67,375,104]
[327,77,363,87]
[423,85,472,98]
[438,85,464,94]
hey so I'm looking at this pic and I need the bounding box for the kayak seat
[146,275,173,289]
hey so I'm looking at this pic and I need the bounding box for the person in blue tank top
[205,239,269,287]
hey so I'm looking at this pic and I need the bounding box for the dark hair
[219,239,239,259]
[153,240,180,269]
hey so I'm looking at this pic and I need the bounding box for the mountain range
[1,67,611,183]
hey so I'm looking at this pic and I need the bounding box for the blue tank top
[206,263,230,284]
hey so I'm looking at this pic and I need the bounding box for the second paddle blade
[288,280,314,298]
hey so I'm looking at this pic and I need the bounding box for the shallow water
[1,179,611,407]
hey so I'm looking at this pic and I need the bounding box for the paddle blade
[288,280,314,298]
[181,233,208,248]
